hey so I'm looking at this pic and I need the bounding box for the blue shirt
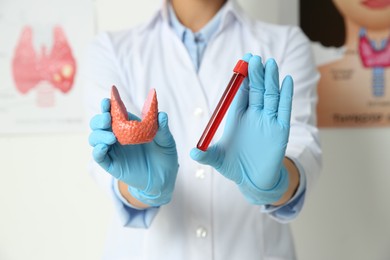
[168,3,223,71]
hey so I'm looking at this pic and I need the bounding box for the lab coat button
[195,168,205,179]
[196,227,207,238]
[193,107,204,117]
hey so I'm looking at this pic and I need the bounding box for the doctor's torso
[84,2,315,259]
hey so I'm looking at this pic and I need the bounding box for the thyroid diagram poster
[300,0,390,127]
[0,0,95,133]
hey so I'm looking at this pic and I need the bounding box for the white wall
[292,129,390,260]
[1,1,389,259]
[0,134,110,259]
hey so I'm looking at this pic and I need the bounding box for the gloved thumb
[190,145,223,170]
[92,143,111,172]
[154,112,176,148]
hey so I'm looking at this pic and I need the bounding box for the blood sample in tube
[197,60,249,151]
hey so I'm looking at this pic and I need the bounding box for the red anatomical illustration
[110,85,158,145]
[11,27,40,93]
[12,26,76,94]
[359,34,390,68]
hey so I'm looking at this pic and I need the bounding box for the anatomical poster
[300,0,390,127]
[0,0,95,133]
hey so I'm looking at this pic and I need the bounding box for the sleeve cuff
[113,179,149,210]
[261,160,307,223]
[110,178,159,228]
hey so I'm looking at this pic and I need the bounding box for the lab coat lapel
[198,20,247,114]
[158,21,210,114]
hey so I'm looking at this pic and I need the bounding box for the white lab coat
[83,1,321,259]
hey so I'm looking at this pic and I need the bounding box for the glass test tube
[197,60,249,151]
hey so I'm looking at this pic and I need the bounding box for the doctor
[85,0,321,259]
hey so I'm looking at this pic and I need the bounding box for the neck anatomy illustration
[358,28,390,97]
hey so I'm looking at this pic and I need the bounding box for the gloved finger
[101,98,111,113]
[277,75,294,127]
[92,144,112,172]
[226,77,249,124]
[248,55,265,109]
[190,145,224,170]
[92,143,109,163]
[242,53,252,63]
[89,130,117,147]
[154,112,176,148]
[90,112,112,130]
[264,59,280,116]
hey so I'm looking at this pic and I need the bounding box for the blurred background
[0,0,389,259]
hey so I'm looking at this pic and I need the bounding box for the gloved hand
[89,98,179,207]
[190,54,293,205]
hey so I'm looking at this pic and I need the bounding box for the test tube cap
[233,60,249,77]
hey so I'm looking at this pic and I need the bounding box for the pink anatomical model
[110,85,158,145]
[12,26,76,94]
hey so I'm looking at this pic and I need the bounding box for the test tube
[197,59,249,151]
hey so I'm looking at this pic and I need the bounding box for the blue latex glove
[89,98,179,207]
[190,54,293,205]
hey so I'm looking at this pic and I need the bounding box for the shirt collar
[167,2,225,43]
[140,0,248,34]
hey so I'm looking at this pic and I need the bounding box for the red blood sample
[197,60,249,151]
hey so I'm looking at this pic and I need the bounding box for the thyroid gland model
[12,26,76,95]
[110,85,158,145]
